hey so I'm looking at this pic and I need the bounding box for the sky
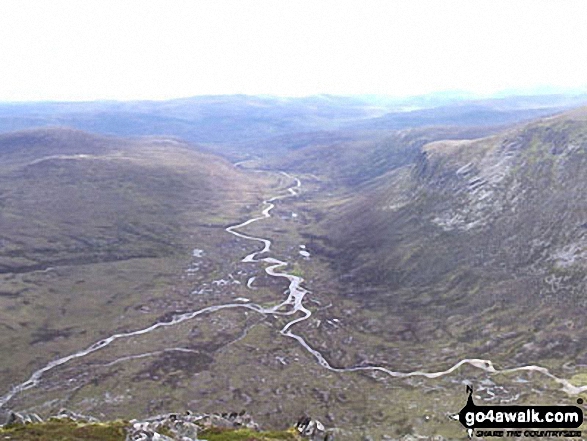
[1,0,587,102]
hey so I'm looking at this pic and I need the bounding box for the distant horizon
[2,86,587,105]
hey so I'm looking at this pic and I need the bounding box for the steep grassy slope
[313,108,587,372]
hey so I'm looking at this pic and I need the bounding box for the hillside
[0,128,270,273]
[304,108,587,376]
[345,102,563,132]
[0,128,277,416]
[263,126,501,187]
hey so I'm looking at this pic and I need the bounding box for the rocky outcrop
[296,415,335,440]
[1,408,331,440]
[126,411,261,441]
[0,410,43,426]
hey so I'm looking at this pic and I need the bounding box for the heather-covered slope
[0,128,274,407]
[314,108,587,372]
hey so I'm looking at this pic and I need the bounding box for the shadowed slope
[316,107,587,370]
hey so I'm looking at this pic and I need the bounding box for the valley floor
[1,165,586,440]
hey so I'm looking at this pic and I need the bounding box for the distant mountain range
[1,93,587,158]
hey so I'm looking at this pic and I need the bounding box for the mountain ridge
[1,94,586,159]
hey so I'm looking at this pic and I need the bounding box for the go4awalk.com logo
[454,386,584,438]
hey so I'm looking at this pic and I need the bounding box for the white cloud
[0,0,586,101]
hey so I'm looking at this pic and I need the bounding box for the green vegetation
[0,128,278,416]
[570,373,587,387]
[0,419,127,441]
[199,427,299,440]
[0,420,301,441]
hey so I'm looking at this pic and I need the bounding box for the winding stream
[1,171,586,410]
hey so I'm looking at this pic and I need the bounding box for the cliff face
[320,108,587,369]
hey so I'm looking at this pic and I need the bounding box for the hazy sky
[1,0,586,101]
